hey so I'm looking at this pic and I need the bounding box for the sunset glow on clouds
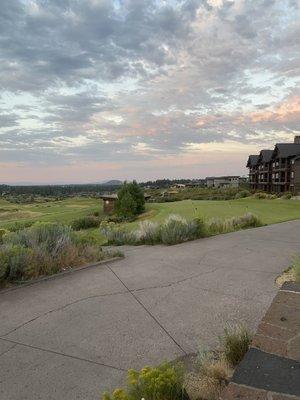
[0,0,299,183]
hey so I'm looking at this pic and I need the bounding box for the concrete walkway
[0,221,299,400]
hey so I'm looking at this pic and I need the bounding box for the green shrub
[135,220,161,244]
[0,229,8,244]
[0,245,35,282]
[100,221,137,245]
[253,192,279,200]
[219,325,252,367]
[160,215,190,245]
[281,192,292,199]
[101,213,259,246]
[71,216,100,230]
[160,215,205,245]
[0,246,9,282]
[100,215,206,246]
[116,181,145,218]
[5,222,72,252]
[235,190,250,199]
[102,362,186,400]
[0,222,111,284]
[72,230,104,247]
[253,192,268,199]
[229,213,261,230]
[205,218,223,234]
[8,220,35,232]
[206,213,261,235]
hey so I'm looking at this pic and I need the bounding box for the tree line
[0,184,121,197]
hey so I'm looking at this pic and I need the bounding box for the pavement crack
[2,289,128,337]
[0,342,17,358]
[104,263,187,356]
[0,337,126,372]
[132,266,224,293]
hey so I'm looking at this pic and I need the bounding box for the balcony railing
[272,162,291,171]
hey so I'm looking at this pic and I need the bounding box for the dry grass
[185,325,252,400]
[220,325,252,367]
[276,258,300,286]
[276,267,296,286]
[0,210,42,221]
[186,355,232,400]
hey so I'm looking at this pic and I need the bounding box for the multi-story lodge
[247,136,300,194]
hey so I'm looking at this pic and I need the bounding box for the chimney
[295,136,300,144]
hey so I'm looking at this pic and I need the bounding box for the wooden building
[257,150,273,192]
[99,194,118,214]
[246,155,259,190]
[247,136,300,194]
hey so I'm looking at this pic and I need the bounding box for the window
[291,171,294,179]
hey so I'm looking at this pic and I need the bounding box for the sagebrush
[100,215,206,245]
[71,215,101,230]
[100,213,261,246]
[0,222,114,284]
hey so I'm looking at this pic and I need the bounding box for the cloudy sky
[0,0,299,183]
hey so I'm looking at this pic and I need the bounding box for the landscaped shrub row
[0,222,116,285]
[100,215,206,246]
[100,213,262,246]
[206,213,261,235]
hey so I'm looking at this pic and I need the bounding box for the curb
[221,281,300,399]
[0,256,123,294]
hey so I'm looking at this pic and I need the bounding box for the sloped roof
[259,149,273,163]
[246,155,259,167]
[274,143,300,158]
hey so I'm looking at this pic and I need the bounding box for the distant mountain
[101,180,123,186]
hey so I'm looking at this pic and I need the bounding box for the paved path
[0,221,299,400]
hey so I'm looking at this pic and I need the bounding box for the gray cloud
[0,0,299,180]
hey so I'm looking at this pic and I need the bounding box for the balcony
[272,162,290,171]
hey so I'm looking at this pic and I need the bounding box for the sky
[0,0,299,184]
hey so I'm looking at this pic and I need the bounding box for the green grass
[1,197,300,243]
[130,198,300,227]
[0,197,104,229]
